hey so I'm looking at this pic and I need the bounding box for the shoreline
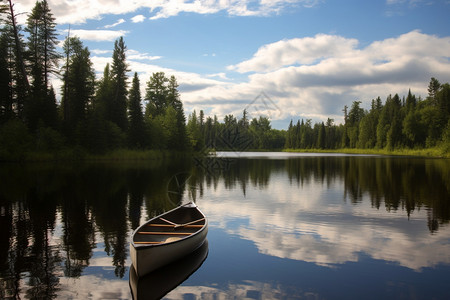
[1,147,448,163]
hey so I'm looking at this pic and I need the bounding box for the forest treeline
[0,1,449,161]
[0,0,189,160]
[186,78,450,154]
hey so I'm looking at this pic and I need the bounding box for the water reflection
[0,160,190,299]
[187,154,450,270]
[130,240,208,300]
[0,155,449,299]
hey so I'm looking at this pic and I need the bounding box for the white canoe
[130,202,208,277]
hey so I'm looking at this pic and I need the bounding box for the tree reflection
[188,156,450,232]
[0,156,448,297]
[0,159,191,298]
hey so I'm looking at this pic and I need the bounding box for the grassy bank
[284,147,450,158]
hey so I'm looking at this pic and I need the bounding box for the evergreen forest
[187,78,450,155]
[0,0,449,161]
[0,0,189,160]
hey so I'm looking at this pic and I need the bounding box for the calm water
[1,152,450,299]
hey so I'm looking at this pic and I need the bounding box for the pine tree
[317,122,326,149]
[128,72,145,148]
[110,36,129,131]
[61,36,95,133]
[24,0,60,130]
[0,32,12,123]
[95,63,113,116]
[427,77,441,104]
[2,0,30,119]
[187,110,202,150]
[145,72,168,117]
[167,75,188,150]
[25,0,59,88]
[145,72,188,150]
[285,120,293,148]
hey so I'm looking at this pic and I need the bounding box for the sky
[13,0,450,129]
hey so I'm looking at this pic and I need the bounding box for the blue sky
[16,0,450,128]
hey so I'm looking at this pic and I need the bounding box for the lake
[1,152,449,299]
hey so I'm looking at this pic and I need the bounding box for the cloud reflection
[165,280,318,299]
[195,168,450,271]
[57,274,130,299]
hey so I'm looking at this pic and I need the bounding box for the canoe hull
[129,240,209,300]
[130,203,208,277]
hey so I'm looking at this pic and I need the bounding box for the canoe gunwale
[131,202,208,251]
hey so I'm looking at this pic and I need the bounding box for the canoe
[129,239,209,300]
[130,202,208,277]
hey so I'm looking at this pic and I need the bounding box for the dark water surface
[1,152,449,299]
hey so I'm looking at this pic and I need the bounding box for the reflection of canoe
[129,239,209,300]
[130,202,208,277]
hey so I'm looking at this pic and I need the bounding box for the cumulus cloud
[190,30,450,124]
[51,27,450,126]
[228,34,359,73]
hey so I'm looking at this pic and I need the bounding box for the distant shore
[283,147,450,158]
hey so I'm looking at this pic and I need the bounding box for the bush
[0,119,33,161]
[36,126,66,152]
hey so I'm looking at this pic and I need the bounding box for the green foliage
[127,72,146,148]
[146,115,167,150]
[145,72,169,117]
[162,106,180,149]
[187,110,285,151]
[81,113,126,154]
[0,0,448,160]
[144,72,188,150]
[0,119,32,160]
[110,36,129,131]
[187,110,204,151]
[61,36,95,135]
[23,0,59,131]
[285,78,449,157]
[440,120,450,155]
[35,125,66,156]
[0,31,12,123]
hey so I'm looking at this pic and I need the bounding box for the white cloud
[15,1,319,24]
[50,27,450,127]
[228,34,359,73]
[190,30,450,124]
[104,18,125,28]
[65,29,128,41]
[91,49,112,55]
[206,72,229,80]
[131,14,146,23]
[167,281,314,299]
[126,49,162,61]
